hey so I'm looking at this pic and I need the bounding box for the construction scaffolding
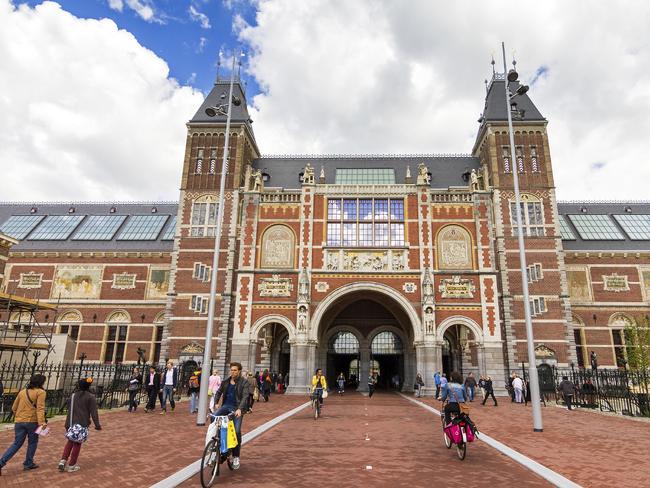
[0,291,58,369]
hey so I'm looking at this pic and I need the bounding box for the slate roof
[190,80,252,125]
[481,77,545,122]
[0,203,178,252]
[252,155,481,190]
[558,202,650,251]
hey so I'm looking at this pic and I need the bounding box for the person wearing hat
[58,378,102,473]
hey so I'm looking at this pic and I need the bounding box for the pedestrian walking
[245,371,256,413]
[159,361,178,414]
[188,369,201,414]
[464,372,477,402]
[507,372,516,402]
[481,376,498,406]
[144,366,161,412]
[439,373,448,397]
[261,369,272,402]
[414,373,424,397]
[337,373,345,394]
[0,374,47,475]
[434,371,442,399]
[512,374,524,403]
[208,369,222,413]
[58,378,102,473]
[478,375,486,400]
[558,376,576,411]
[590,351,598,371]
[368,371,378,398]
[127,367,141,413]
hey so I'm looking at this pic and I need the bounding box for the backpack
[189,375,199,389]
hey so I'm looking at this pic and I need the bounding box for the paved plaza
[0,392,648,487]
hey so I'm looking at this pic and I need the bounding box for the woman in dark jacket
[127,367,142,413]
[58,378,102,473]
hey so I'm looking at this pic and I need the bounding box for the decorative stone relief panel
[18,272,43,289]
[402,282,417,294]
[260,225,295,269]
[258,275,294,297]
[324,249,408,272]
[437,225,472,270]
[112,273,137,290]
[315,282,329,293]
[567,269,591,301]
[603,273,629,292]
[438,276,476,298]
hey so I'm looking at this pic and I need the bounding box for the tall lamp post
[196,50,243,426]
[501,41,543,432]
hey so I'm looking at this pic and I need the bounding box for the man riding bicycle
[440,371,468,425]
[311,368,327,406]
[212,362,251,470]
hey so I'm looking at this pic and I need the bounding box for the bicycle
[200,413,236,487]
[441,407,471,460]
[311,387,324,420]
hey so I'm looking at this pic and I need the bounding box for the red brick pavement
[418,394,650,488]
[182,392,550,488]
[0,394,304,488]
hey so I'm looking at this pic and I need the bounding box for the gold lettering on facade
[438,275,475,298]
[112,273,137,290]
[18,272,43,289]
[603,273,629,292]
[258,275,294,297]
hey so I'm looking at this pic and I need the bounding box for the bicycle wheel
[442,417,452,449]
[456,441,467,460]
[200,439,220,487]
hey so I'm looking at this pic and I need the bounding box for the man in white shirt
[159,361,177,414]
[512,374,524,403]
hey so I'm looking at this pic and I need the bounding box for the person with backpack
[261,369,272,402]
[464,372,477,402]
[58,378,102,473]
[127,367,141,413]
[188,369,201,414]
[0,374,47,475]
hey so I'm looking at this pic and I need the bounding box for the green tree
[625,317,650,372]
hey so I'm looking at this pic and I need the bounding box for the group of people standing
[0,374,101,476]
[430,371,498,406]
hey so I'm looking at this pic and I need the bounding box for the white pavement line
[150,401,311,488]
[399,394,582,488]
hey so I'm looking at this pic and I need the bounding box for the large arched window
[329,331,359,354]
[509,194,544,237]
[190,195,218,237]
[371,331,403,355]
[58,310,82,340]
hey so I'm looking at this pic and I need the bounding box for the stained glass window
[0,215,44,239]
[72,215,126,240]
[116,215,168,240]
[568,215,624,240]
[28,215,85,240]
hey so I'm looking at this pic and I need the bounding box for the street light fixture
[196,49,243,426]
[501,42,543,432]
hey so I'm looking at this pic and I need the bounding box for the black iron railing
[520,365,650,417]
[0,361,193,423]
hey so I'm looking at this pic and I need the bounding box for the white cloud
[188,5,211,29]
[238,0,650,200]
[197,36,208,53]
[0,0,204,201]
[107,0,123,12]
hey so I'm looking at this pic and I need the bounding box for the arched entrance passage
[371,330,404,390]
[436,316,484,378]
[249,315,295,379]
[326,330,360,389]
[313,283,419,392]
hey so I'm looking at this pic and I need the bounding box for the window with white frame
[326,198,405,247]
[529,297,547,316]
[190,295,208,314]
[193,263,211,282]
[527,263,543,283]
[510,195,545,236]
[104,324,128,364]
[195,148,204,174]
[190,195,218,237]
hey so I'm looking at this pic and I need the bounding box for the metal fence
[521,365,650,417]
[0,360,193,423]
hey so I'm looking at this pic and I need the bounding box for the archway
[250,319,293,382]
[436,316,484,378]
[314,284,417,392]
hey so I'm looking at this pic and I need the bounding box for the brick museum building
[1,73,649,393]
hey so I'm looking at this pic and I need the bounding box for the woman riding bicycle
[440,371,467,425]
[311,369,328,406]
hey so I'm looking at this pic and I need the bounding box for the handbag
[253,387,259,401]
[226,420,239,449]
[65,393,89,443]
[322,390,328,399]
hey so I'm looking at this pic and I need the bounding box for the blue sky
[21,0,260,95]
